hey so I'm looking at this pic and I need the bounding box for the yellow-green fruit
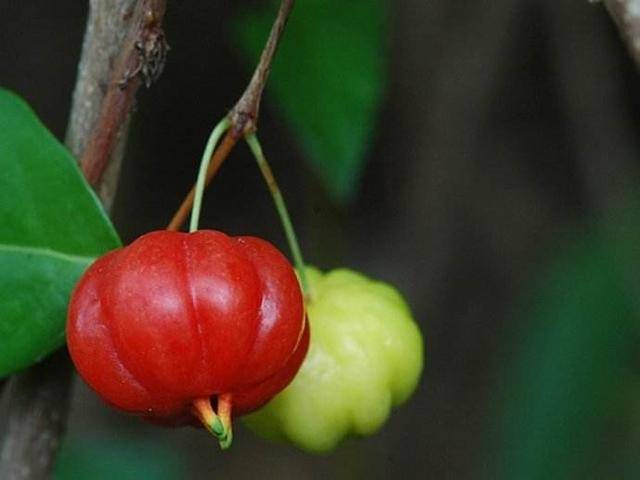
[244,266,424,453]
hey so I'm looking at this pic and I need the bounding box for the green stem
[245,133,310,295]
[189,117,232,233]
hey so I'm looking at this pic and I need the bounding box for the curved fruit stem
[189,117,232,233]
[167,129,238,232]
[245,133,311,297]
[216,393,233,450]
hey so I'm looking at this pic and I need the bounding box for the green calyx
[217,426,233,450]
[192,396,233,450]
[244,266,424,453]
[207,416,232,450]
[210,417,225,437]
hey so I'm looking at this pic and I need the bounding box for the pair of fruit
[68,229,423,452]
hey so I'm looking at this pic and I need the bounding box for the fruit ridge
[67,230,308,447]
[244,266,423,452]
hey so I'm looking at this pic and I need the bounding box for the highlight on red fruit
[66,230,309,449]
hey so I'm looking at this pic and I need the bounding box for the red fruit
[67,230,308,448]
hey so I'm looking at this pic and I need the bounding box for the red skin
[67,230,308,425]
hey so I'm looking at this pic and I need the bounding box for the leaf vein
[0,244,96,265]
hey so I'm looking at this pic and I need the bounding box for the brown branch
[0,351,73,480]
[80,0,168,188]
[604,0,640,69]
[167,0,294,231]
[0,1,168,478]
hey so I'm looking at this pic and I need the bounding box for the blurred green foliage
[0,89,120,377]
[233,0,389,204]
[54,436,185,480]
[489,206,640,479]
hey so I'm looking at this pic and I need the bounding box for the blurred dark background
[3,0,640,478]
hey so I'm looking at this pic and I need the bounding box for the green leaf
[488,215,640,479]
[233,0,389,203]
[0,88,121,376]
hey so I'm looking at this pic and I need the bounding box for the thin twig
[603,0,640,68]
[0,1,168,478]
[230,0,294,135]
[167,0,295,231]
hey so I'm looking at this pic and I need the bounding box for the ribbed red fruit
[67,230,309,447]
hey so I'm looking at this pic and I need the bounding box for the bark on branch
[79,0,167,192]
[0,1,167,478]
